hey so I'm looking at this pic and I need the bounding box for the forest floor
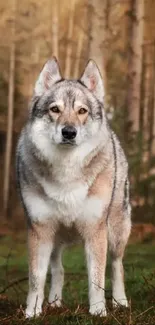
[0,231,155,325]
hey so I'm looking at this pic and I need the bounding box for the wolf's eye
[78,108,88,115]
[50,106,60,113]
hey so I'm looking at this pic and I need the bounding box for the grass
[0,232,155,324]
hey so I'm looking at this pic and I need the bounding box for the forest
[0,1,155,324]
[1,0,155,223]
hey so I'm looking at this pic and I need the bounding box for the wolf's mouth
[61,139,76,146]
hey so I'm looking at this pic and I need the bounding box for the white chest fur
[24,176,104,227]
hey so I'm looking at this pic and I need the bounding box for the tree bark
[65,0,76,78]
[73,28,84,79]
[52,0,59,59]
[3,0,16,218]
[127,0,144,132]
[143,43,153,162]
[151,42,155,156]
[89,0,109,94]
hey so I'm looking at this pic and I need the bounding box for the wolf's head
[29,58,107,151]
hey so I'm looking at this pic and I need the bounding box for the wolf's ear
[34,57,62,96]
[80,60,104,103]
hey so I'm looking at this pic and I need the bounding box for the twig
[135,306,154,319]
[110,312,122,325]
[0,272,87,294]
[142,275,155,289]
[0,316,12,322]
[0,277,28,294]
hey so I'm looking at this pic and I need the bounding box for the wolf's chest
[40,178,104,226]
[42,178,87,214]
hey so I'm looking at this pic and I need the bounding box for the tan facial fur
[49,100,89,126]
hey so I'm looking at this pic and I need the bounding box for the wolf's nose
[62,125,77,140]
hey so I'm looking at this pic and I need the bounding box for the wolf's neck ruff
[25,121,111,190]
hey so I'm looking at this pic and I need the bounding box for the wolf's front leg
[111,256,128,307]
[85,225,107,317]
[26,223,53,318]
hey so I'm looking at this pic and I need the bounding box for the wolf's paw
[112,297,128,308]
[49,299,62,308]
[25,306,42,318]
[89,302,107,317]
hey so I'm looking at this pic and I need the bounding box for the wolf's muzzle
[62,126,77,140]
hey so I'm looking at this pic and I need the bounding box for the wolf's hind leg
[108,213,131,308]
[48,245,64,307]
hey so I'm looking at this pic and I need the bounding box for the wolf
[16,58,131,317]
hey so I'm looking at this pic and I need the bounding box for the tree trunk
[151,42,155,156]
[3,0,16,218]
[143,43,153,162]
[52,0,59,59]
[89,0,109,95]
[65,0,76,78]
[28,45,40,99]
[127,0,144,132]
[73,29,84,78]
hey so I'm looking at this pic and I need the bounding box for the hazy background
[1,0,155,229]
[0,2,155,324]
